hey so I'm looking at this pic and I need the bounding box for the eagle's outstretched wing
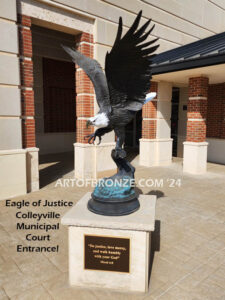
[62,45,111,114]
[105,11,159,111]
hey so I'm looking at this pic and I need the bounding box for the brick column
[18,14,39,191]
[142,81,158,139]
[74,32,116,178]
[183,76,209,174]
[75,33,94,143]
[18,14,35,148]
[74,32,97,178]
[140,81,173,167]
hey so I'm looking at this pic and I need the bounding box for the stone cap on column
[61,192,156,232]
[183,141,208,146]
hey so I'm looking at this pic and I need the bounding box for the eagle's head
[86,112,109,128]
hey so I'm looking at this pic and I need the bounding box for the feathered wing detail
[62,45,111,114]
[105,10,159,111]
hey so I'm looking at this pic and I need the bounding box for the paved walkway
[0,156,225,299]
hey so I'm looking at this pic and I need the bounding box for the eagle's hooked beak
[86,120,92,128]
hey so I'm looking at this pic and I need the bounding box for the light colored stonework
[62,192,156,231]
[62,193,156,292]
[26,147,39,192]
[74,142,116,179]
[0,149,27,200]
[140,138,173,167]
[183,141,208,174]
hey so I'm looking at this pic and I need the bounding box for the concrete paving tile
[0,288,8,300]
[153,291,175,300]
[10,285,52,300]
[43,274,100,300]
[0,227,11,245]
[179,258,203,273]
[16,255,61,282]
[2,273,39,298]
[191,244,217,262]
[0,213,18,234]
[49,254,68,273]
[206,251,225,268]
[174,232,208,255]
[145,282,172,299]
[159,247,191,265]
[148,277,165,294]
[0,259,22,286]
[93,288,146,300]
[150,257,189,285]
[207,264,225,289]
[14,253,52,268]
[42,273,70,298]
[157,285,201,300]
[0,255,5,265]
[177,264,218,291]
[211,210,225,223]
[204,236,225,251]
[53,287,97,300]
[177,274,203,291]
[192,277,225,300]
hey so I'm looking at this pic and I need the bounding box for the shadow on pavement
[39,152,74,188]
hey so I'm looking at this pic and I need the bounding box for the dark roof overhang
[151,32,225,75]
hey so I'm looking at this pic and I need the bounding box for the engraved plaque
[84,235,130,273]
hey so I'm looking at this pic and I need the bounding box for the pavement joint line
[155,245,225,299]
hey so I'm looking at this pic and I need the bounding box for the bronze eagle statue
[62,10,159,159]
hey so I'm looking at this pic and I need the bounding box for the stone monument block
[61,192,156,293]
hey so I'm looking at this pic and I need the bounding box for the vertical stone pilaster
[140,81,173,167]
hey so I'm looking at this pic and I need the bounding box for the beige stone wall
[0,150,27,200]
[0,0,22,150]
[0,0,28,200]
[52,0,225,67]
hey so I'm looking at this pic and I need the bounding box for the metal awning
[151,32,225,75]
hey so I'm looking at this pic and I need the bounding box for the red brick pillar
[183,76,209,174]
[18,14,39,192]
[75,33,94,143]
[142,81,158,139]
[187,77,208,142]
[74,32,96,179]
[18,14,35,148]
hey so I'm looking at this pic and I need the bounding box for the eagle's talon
[84,133,95,144]
[84,133,102,145]
[97,136,102,145]
[89,137,95,144]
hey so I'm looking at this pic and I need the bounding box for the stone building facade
[0,0,225,200]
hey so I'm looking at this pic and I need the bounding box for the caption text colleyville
[5,199,73,253]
